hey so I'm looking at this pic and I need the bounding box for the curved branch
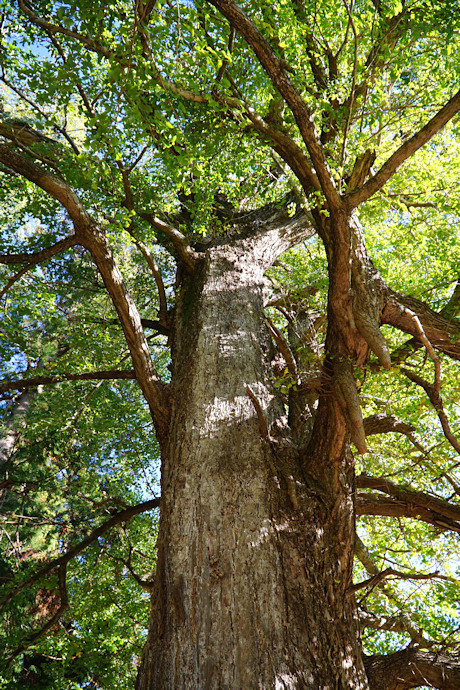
[381,292,460,361]
[0,263,39,298]
[124,231,169,324]
[364,649,460,690]
[401,367,460,455]
[0,146,170,439]
[265,315,297,379]
[359,611,435,649]
[354,535,437,648]
[138,212,197,271]
[17,0,113,60]
[350,566,442,594]
[363,413,415,438]
[0,145,91,226]
[0,498,160,610]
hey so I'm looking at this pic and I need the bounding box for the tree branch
[346,89,460,207]
[401,367,460,455]
[364,649,460,690]
[357,474,460,523]
[0,263,40,299]
[350,566,442,594]
[0,369,137,394]
[138,212,197,271]
[359,611,435,648]
[265,315,297,379]
[0,236,77,264]
[356,493,460,534]
[354,535,438,647]
[381,291,460,361]
[207,0,341,210]
[0,498,161,610]
[6,564,69,664]
[17,0,113,60]
[363,413,415,438]
[0,145,170,439]
[0,145,91,226]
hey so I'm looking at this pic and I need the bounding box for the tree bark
[136,234,368,689]
[364,650,460,690]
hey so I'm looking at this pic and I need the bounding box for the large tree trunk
[136,235,369,689]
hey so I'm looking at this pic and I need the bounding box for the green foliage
[0,0,459,684]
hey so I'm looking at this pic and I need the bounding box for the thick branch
[0,498,160,610]
[364,649,460,690]
[359,611,435,648]
[346,89,460,207]
[207,0,341,210]
[363,413,414,437]
[138,213,197,270]
[356,493,460,534]
[382,292,460,361]
[0,146,170,438]
[0,369,137,394]
[357,474,460,523]
[79,226,170,438]
[0,145,91,226]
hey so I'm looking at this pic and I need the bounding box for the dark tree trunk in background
[136,224,369,688]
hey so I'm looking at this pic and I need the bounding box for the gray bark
[136,230,368,689]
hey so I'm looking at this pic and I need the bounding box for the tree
[1,0,460,687]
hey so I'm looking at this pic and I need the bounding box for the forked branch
[0,145,170,438]
[346,89,460,208]
[0,498,160,610]
[350,567,442,594]
[207,0,341,210]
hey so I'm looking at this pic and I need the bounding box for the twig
[0,498,160,610]
[350,567,442,594]
[6,564,69,664]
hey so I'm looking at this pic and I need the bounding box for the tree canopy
[0,0,460,687]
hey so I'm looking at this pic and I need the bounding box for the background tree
[1,0,460,688]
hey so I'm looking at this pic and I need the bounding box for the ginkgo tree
[1,0,460,688]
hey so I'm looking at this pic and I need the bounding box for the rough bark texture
[364,650,460,690]
[136,235,368,689]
